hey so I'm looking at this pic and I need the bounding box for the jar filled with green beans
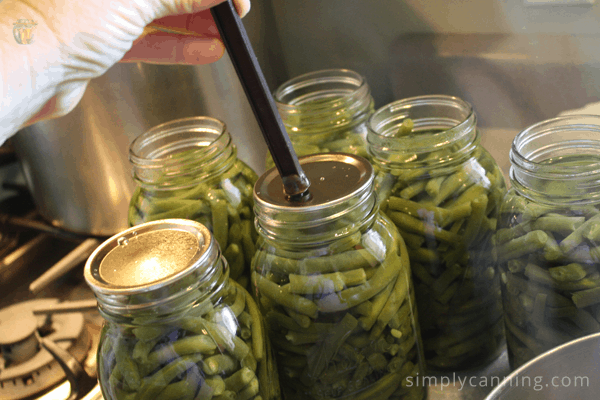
[265,69,375,169]
[252,153,425,400]
[128,117,258,287]
[495,115,600,369]
[85,219,281,400]
[367,95,507,371]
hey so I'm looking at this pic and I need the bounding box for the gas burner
[0,299,91,400]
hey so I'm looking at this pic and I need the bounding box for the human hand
[0,0,250,141]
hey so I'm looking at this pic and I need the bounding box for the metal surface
[485,333,600,399]
[254,153,372,209]
[30,238,100,295]
[85,220,212,294]
[12,54,268,236]
[32,300,99,316]
[35,331,85,400]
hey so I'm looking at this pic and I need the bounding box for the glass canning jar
[84,219,281,400]
[496,115,600,370]
[367,95,508,371]
[265,69,375,169]
[128,117,258,286]
[252,153,425,400]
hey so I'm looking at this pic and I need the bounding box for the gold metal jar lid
[253,154,376,241]
[254,153,373,211]
[84,219,219,311]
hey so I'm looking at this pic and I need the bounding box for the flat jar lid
[254,153,373,212]
[84,219,212,296]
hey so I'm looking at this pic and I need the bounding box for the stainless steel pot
[12,56,267,236]
[484,332,600,399]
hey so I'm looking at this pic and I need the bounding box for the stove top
[0,190,104,400]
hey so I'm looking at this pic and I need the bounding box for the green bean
[114,338,141,391]
[358,281,394,331]
[572,287,600,308]
[497,230,548,262]
[285,307,311,329]
[210,199,229,250]
[132,326,170,342]
[425,176,445,197]
[140,335,216,375]
[371,238,411,339]
[388,211,460,243]
[253,272,318,318]
[560,213,600,253]
[254,225,421,399]
[202,354,238,375]
[568,308,600,333]
[549,263,588,282]
[462,195,488,247]
[212,390,236,400]
[224,244,245,282]
[532,214,585,236]
[316,252,400,312]
[396,230,425,249]
[303,313,358,384]
[493,222,532,246]
[242,284,264,362]
[179,317,251,361]
[399,180,427,200]
[132,335,162,364]
[205,376,226,397]
[224,367,255,392]
[228,284,246,317]
[136,354,203,400]
[241,353,257,373]
[288,269,367,295]
[156,376,196,400]
[433,167,482,206]
[387,196,449,225]
[339,371,402,400]
[257,249,378,275]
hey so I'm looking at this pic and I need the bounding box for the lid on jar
[84,219,220,312]
[255,153,373,210]
[254,154,376,241]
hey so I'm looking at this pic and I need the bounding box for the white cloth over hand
[0,0,249,144]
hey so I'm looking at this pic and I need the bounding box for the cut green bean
[288,269,367,295]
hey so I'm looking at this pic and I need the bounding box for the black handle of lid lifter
[210,0,310,201]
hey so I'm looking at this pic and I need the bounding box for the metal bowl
[485,332,600,399]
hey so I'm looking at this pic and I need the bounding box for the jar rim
[274,68,367,108]
[510,114,600,172]
[367,95,478,172]
[509,114,600,204]
[129,116,229,165]
[367,94,475,148]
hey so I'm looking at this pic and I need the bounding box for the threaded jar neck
[510,115,600,205]
[254,154,377,247]
[274,69,373,135]
[367,95,478,174]
[129,117,237,191]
